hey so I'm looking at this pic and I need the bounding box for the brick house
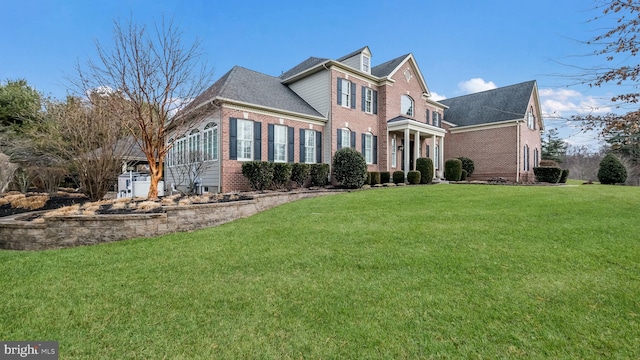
[165,47,542,193]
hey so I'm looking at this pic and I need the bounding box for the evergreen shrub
[598,154,627,184]
[272,163,292,189]
[407,170,421,184]
[559,169,570,184]
[380,171,391,184]
[533,166,562,183]
[416,157,434,184]
[460,169,468,181]
[290,163,309,187]
[444,158,463,181]
[241,161,274,191]
[457,156,475,177]
[393,171,405,184]
[309,163,330,187]
[332,148,367,188]
[370,172,380,185]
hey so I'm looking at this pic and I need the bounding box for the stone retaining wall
[0,191,339,251]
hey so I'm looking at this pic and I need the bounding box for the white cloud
[430,91,446,101]
[539,88,612,120]
[458,78,497,94]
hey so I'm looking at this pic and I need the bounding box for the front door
[402,141,415,171]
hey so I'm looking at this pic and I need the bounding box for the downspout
[516,120,521,183]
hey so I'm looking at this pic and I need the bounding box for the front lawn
[1,184,639,358]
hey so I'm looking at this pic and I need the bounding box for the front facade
[166,47,542,193]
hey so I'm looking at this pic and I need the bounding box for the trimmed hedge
[272,163,292,189]
[407,170,421,184]
[533,166,562,183]
[393,171,405,184]
[290,163,309,187]
[444,158,463,181]
[380,171,390,184]
[460,169,468,181]
[370,172,380,185]
[559,169,570,184]
[598,154,627,184]
[332,147,367,188]
[241,161,274,191]
[309,163,330,187]
[457,156,475,177]
[365,172,372,185]
[416,157,434,184]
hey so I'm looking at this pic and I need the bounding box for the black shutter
[254,121,262,160]
[373,135,378,164]
[350,82,356,109]
[373,90,378,114]
[337,78,342,105]
[336,128,342,150]
[300,129,306,162]
[288,126,294,163]
[426,145,430,158]
[361,133,366,154]
[426,109,430,124]
[316,131,322,163]
[432,112,436,126]
[229,117,237,160]
[361,86,366,111]
[267,124,274,162]
[350,131,356,148]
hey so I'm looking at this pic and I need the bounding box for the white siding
[289,70,330,117]
[341,55,360,70]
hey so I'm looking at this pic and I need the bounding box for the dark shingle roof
[185,66,323,118]
[439,80,536,127]
[371,54,409,77]
[336,46,369,62]
[279,57,329,80]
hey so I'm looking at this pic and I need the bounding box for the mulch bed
[0,195,90,218]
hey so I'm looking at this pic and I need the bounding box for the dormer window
[362,55,370,74]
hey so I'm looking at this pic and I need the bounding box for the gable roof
[439,80,537,127]
[185,66,323,118]
[336,46,370,62]
[371,54,410,78]
[279,57,329,80]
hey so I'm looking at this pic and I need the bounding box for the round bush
[559,169,570,184]
[407,170,421,184]
[444,158,463,181]
[290,163,309,187]
[598,154,627,184]
[457,156,475,177]
[365,172,372,185]
[416,157,434,184]
[309,164,330,187]
[332,148,367,188]
[380,171,391,184]
[393,170,405,184]
[533,166,562,183]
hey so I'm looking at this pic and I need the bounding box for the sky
[2,0,632,150]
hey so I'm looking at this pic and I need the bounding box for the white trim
[448,119,522,134]
[220,98,327,124]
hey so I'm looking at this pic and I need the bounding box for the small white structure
[117,171,164,198]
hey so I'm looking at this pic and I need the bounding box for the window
[274,125,287,162]
[203,122,218,161]
[364,88,373,113]
[523,145,530,171]
[426,109,430,124]
[339,78,353,108]
[391,137,397,168]
[401,95,414,116]
[338,128,351,150]
[364,133,373,164]
[305,130,316,164]
[188,129,201,163]
[237,119,253,161]
[432,112,441,127]
[534,148,539,167]
[527,108,536,129]
[362,55,370,73]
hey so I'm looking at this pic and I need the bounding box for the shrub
[416,157,434,184]
[290,163,310,187]
[380,171,391,184]
[272,163,293,189]
[539,159,558,167]
[365,172,372,186]
[370,172,380,185]
[407,171,421,184]
[460,169,468,181]
[559,169,570,184]
[444,158,463,181]
[457,156,475,177]
[598,154,628,184]
[533,166,562,183]
[393,171,405,184]
[309,163,330,187]
[241,161,274,191]
[332,147,367,188]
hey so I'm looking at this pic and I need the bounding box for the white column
[414,130,421,170]
[431,136,437,179]
[439,136,445,178]
[404,128,410,178]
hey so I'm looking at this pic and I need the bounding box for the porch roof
[387,116,446,136]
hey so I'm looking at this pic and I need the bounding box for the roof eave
[217,96,327,122]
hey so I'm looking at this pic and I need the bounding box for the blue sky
[2,0,628,149]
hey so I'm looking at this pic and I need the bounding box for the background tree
[598,153,628,184]
[563,145,604,181]
[74,16,212,199]
[0,79,41,133]
[541,128,568,163]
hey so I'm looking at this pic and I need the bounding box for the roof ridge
[443,80,536,101]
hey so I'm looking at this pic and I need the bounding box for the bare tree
[0,152,18,193]
[74,16,212,199]
[166,150,213,195]
[564,145,604,181]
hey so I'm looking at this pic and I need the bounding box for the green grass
[1,184,639,359]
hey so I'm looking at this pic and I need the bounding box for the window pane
[341,79,350,106]
[341,129,350,149]
[401,95,414,116]
[237,120,253,160]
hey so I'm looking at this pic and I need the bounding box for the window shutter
[350,82,356,109]
[426,145,430,158]
[288,127,294,163]
[361,86,366,111]
[316,131,322,163]
[300,129,306,162]
[350,131,356,148]
[373,90,378,114]
[337,78,342,105]
[426,109,430,124]
[336,129,342,150]
[254,121,262,160]
[432,112,436,126]
[229,117,237,160]
[361,133,366,154]
[373,135,378,164]
[267,124,274,162]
